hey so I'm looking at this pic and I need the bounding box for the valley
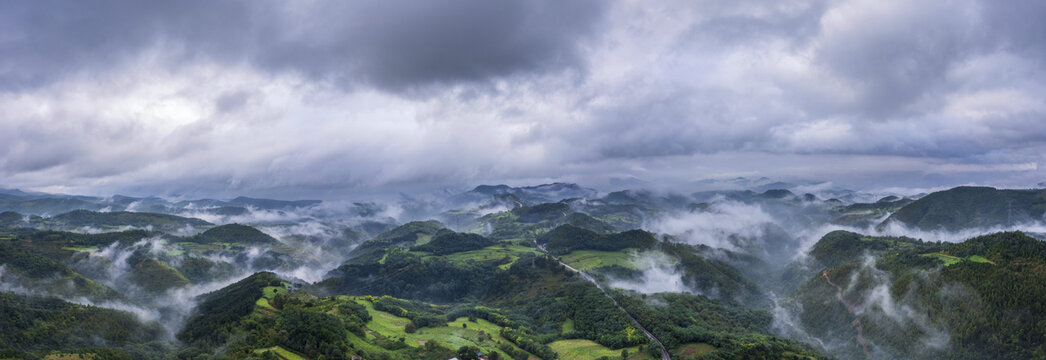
[1,183,1044,359]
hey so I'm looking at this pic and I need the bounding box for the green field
[346,330,388,355]
[61,246,98,252]
[547,339,651,360]
[921,252,995,266]
[254,346,306,360]
[353,298,530,359]
[967,255,993,264]
[443,244,541,269]
[559,250,640,271]
[255,297,276,312]
[415,233,433,246]
[253,286,286,314]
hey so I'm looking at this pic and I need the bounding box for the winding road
[822,270,871,359]
[536,243,671,360]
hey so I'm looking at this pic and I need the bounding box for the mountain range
[1,183,1044,359]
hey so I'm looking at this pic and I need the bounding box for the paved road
[536,243,671,360]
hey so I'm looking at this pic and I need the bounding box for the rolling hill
[880,186,1046,231]
[790,231,1046,359]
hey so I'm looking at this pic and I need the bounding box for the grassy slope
[351,297,529,359]
[547,339,652,360]
[795,231,1046,359]
[441,244,540,269]
[919,252,994,266]
[558,249,640,271]
[254,346,307,360]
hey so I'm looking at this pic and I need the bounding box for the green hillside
[464,202,624,243]
[538,224,657,255]
[0,211,28,228]
[346,220,445,263]
[832,197,913,227]
[412,229,495,255]
[187,223,277,245]
[178,272,285,348]
[881,186,1046,231]
[0,292,164,357]
[0,241,122,302]
[43,210,212,232]
[792,231,1046,359]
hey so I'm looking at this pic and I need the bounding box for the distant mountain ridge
[880,186,1046,231]
[457,182,598,206]
[0,189,322,216]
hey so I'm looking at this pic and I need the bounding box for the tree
[405,322,417,334]
[457,346,480,360]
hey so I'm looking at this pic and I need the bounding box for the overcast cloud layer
[1,0,1044,198]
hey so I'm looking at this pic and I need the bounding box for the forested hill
[880,186,1046,231]
[791,231,1046,359]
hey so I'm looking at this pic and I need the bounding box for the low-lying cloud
[609,251,693,294]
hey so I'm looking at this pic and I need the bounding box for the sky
[1,0,1044,199]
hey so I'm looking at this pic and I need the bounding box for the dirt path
[536,243,671,360]
[822,270,871,359]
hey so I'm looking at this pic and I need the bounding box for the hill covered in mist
[1,183,1045,359]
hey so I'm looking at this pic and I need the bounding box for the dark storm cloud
[568,0,1046,161]
[294,1,606,91]
[0,1,250,89]
[1,0,1044,197]
[808,0,986,117]
[0,0,606,92]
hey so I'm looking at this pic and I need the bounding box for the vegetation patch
[414,233,433,246]
[442,244,540,269]
[254,346,306,360]
[412,229,495,255]
[255,297,277,313]
[920,252,995,266]
[547,339,649,360]
[355,298,522,358]
[42,354,95,360]
[60,246,97,252]
[559,250,640,271]
[676,343,715,359]
[560,318,575,335]
[538,225,657,255]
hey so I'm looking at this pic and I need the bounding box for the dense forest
[793,231,1046,359]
